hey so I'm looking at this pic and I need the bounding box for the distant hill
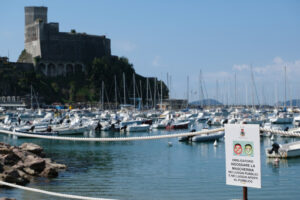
[276,99,300,107]
[190,99,223,106]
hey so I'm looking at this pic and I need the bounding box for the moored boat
[266,141,300,158]
[126,124,150,132]
[192,131,224,142]
[166,121,189,130]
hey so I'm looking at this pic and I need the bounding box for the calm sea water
[1,124,300,200]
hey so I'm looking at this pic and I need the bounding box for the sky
[1,0,300,105]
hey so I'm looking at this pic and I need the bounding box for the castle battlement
[23,6,111,76]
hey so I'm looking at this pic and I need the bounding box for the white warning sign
[225,124,261,188]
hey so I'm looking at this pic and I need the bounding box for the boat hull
[126,125,150,132]
[192,132,224,142]
[166,122,189,130]
[266,141,300,158]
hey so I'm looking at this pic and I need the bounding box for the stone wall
[37,62,85,77]
[24,6,111,72]
[39,23,111,63]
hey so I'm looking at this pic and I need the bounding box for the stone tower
[24,7,47,59]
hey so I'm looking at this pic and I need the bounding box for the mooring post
[243,187,248,200]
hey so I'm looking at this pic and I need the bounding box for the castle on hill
[20,6,111,76]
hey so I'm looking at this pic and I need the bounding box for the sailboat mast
[140,80,142,110]
[198,71,201,106]
[187,76,189,108]
[200,70,204,107]
[102,81,104,110]
[133,73,135,108]
[234,73,237,106]
[123,72,126,105]
[284,66,287,108]
[216,80,219,105]
[167,73,169,99]
[275,83,278,108]
[146,77,149,109]
[114,75,117,108]
[154,78,156,109]
[30,84,33,109]
[160,78,163,110]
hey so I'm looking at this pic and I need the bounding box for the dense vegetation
[0,56,169,107]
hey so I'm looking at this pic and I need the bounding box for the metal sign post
[243,186,247,200]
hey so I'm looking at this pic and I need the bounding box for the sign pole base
[243,187,248,200]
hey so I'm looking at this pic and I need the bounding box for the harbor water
[1,124,300,200]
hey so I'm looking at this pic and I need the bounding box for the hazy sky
[1,0,300,104]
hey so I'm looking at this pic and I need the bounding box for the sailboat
[270,66,293,124]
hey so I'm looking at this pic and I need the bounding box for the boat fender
[190,129,196,132]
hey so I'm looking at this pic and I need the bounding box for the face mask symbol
[244,144,253,156]
[234,143,242,155]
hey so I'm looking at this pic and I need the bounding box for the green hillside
[0,56,169,106]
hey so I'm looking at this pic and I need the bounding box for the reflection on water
[266,158,289,168]
[1,123,300,199]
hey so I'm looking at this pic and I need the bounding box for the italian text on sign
[225,124,261,188]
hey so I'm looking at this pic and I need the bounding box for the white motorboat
[192,131,225,142]
[270,113,293,124]
[293,115,300,126]
[152,119,169,129]
[126,124,150,132]
[266,141,300,158]
[53,125,91,135]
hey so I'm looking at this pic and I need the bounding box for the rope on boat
[0,181,115,200]
[260,128,300,137]
[0,128,225,141]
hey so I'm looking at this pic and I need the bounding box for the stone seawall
[0,142,66,186]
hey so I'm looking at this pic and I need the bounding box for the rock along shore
[0,142,66,186]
